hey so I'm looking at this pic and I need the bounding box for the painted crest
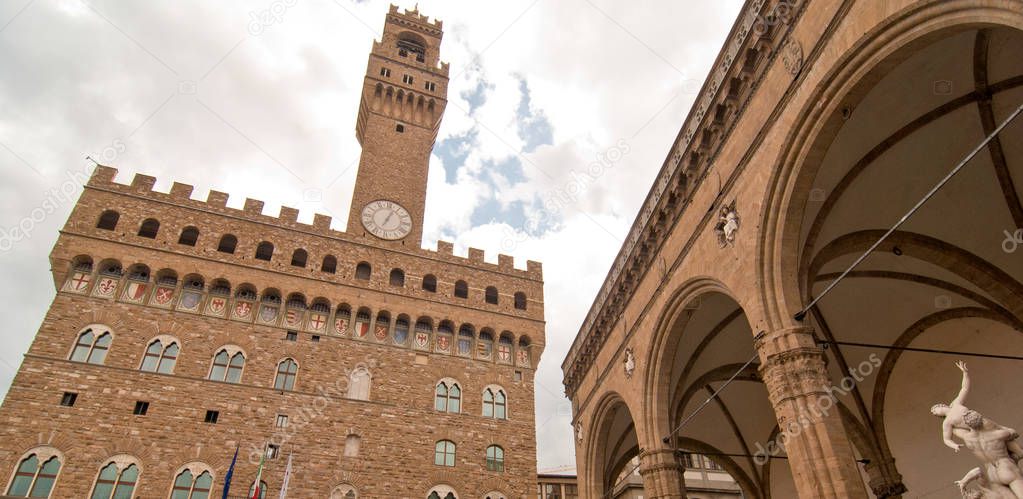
[414,332,429,349]
[207,296,227,315]
[285,309,302,327]
[154,287,175,306]
[258,305,278,324]
[308,313,326,332]
[335,318,349,336]
[517,349,530,367]
[65,272,91,293]
[477,342,492,360]
[233,301,253,319]
[498,344,511,363]
[436,335,450,352]
[355,321,369,338]
[178,291,201,311]
[458,338,471,356]
[93,276,117,298]
[122,281,148,303]
[374,325,388,341]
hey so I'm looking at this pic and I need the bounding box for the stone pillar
[864,456,907,498]
[638,448,687,498]
[756,326,868,499]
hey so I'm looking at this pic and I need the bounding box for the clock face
[361,200,413,240]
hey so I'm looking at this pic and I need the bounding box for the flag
[251,451,265,499]
[222,445,238,499]
[278,453,293,499]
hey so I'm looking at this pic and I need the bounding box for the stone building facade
[0,6,545,499]
[563,0,1023,498]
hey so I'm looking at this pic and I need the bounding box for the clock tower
[347,5,449,246]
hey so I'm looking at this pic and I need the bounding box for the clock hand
[384,211,397,228]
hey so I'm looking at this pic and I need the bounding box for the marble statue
[931,361,1023,498]
[624,347,635,378]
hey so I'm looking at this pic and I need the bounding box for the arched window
[209,349,245,383]
[96,210,119,230]
[330,485,358,499]
[137,218,159,238]
[389,268,405,287]
[483,388,507,419]
[428,492,457,499]
[178,226,199,246]
[514,292,527,310]
[485,286,498,305]
[274,359,298,391]
[90,461,139,499]
[422,274,437,292]
[5,451,61,498]
[347,365,371,400]
[217,234,237,254]
[394,316,410,345]
[171,468,212,499]
[290,249,307,268]
[140,339,178,374]
[454,280,468,299]
[457,324,474,357]
[343,435,361,457]
[248,481,267,499]
[355,262,371,280]
[70,327,112,365]
[485,445,504,472]
[434,440,456,467]
[434,381,460,413]
[255,241,274,261]
[321,255,337,274]
[517,336,531,367]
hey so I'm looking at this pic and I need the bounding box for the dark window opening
[255,241,274,261]
[291,249,308,268]
[396,124,405,133]
[137,218,160,238]
[514,292,527,310]
[485,286,498,305]
[454,280,468,299]
[60,392,77,407]
[355,262,371,280]
[204,410,219,424]
[422,274,437,293]
[286,331,298,342]
[321,255,337,273]
[96,210,119,230]
[133,401,149,415]
[178,226,199,246]
[217,234,238,254]
[389,268,405,287]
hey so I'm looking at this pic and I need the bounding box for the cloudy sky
[0,0,742,471]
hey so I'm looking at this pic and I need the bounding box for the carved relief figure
[714,200,740,247]
[931,362,1023,498]
[623,347,636,379]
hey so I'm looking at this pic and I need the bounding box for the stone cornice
[562,0,807,395]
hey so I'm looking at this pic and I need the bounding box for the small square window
[396,124,405,133]
[402,74,414,85]
[286,331,298,342]
[60,392,77,407]
[380,67,391,77]
[133,401,149,416]
[266,444,281,460]
[311,335,320,343]
[275,414,289,429]
[425,81,436,92]
[514,370,523,382]
[204,410,219,424]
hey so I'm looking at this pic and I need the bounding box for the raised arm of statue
[952,360,970,406]
[955,467,982,494]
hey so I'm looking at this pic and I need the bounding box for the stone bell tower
[347,5,449,247]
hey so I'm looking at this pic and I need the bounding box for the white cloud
[0,0,742,472]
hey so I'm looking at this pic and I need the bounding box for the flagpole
[278,452,293,499]
[222,445,239,499]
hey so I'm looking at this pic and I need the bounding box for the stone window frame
[433,440,456,467]
[169,462,215,499]
[3,446,64,499]
[208,345,247,383]
[87,454,143,499]
[68,324,114,365]
[434,377,462,414]
[139,334,181,374]
[485,444,505,472]
[426,484,459,498]
[330,483,358,498]
[482,384,508,420]
[273,357,299,391]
